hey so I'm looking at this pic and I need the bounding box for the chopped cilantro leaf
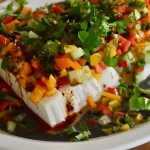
[113,19,129,34]
[128,0,146,9]
[15,0,28,6]
[17,12,30,20]
[1,57,10,71]
[6,1,14,13]
[78,31,89,44]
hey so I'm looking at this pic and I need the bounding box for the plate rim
[0,0,150,149]
[0,121,150,150]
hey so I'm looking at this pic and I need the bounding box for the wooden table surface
[131,142,150,150]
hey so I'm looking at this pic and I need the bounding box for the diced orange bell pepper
[21,7,32,15]
[55,54,81,70]
[145,29,150,39]
[87,95,97,109]
[19,62,32,77]
[78,58,86,66]
[122,72,133,84]
[71,61,82,70]
[31,57,40,69]
[4,42,16,53]
[0,36,8,46]
[5,20,20,31]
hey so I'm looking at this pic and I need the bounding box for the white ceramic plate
[0,1,150,150]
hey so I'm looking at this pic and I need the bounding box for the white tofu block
[99,67,120,89]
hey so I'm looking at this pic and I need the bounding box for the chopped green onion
[28,31,39,38]
[65,126,78,135]
[71,131,91,141]
[116,117,125,125]
[7,121,17,133]
[0,92,18,103]
[13,113,26,122]
[65,122,91,141]
[125,117,135,128]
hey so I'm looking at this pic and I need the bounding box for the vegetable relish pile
[0,0,150,141]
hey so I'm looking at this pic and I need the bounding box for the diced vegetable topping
[0,0,150,142]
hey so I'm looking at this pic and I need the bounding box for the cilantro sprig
[0,0,28,20]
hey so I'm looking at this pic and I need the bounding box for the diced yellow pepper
[64,45,77,53]
[120,124,130,132]
[136,47,143,54]
[59,69,68,77]
[107,40,117,57]
[102,128,112,134]
[100,97,112,106]
[102,91,122,101]
[29,82,47,104]
[91,69,102,81]
[90,53,102,66]
[122,72,133,84]
[109,100,121,109]
[46,88,57,96]
[135,41,150,48]
[49,74,56,89]
[98,51,104,58]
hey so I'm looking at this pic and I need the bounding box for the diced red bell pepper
[4,115,14,121]
[118,60,128,68]
[33,10,47,20]
[52,5,65,14]
[116,6,132,14]
[60,38,66,44]
[86,118,96,125]
[93,61,106,73]
[96,104,112,115]
[0,36,8,46]
[0,78,10,91]
[116,49,122,56]
[106,87,119,95]
[134,66,144,73]
[91,0,104,4]
[57,76,69,88]
[2,16,14,24]
[0,100,22,111]
[114,111,124,118]
[127,31,136,47]
[0,55,4,58]
[90,0,99,4]
[118,35,131,52]
[113,111,124,121]
[98,39,106,51]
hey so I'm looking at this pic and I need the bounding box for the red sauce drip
[25,105,77,132]
[66,103,74,112]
